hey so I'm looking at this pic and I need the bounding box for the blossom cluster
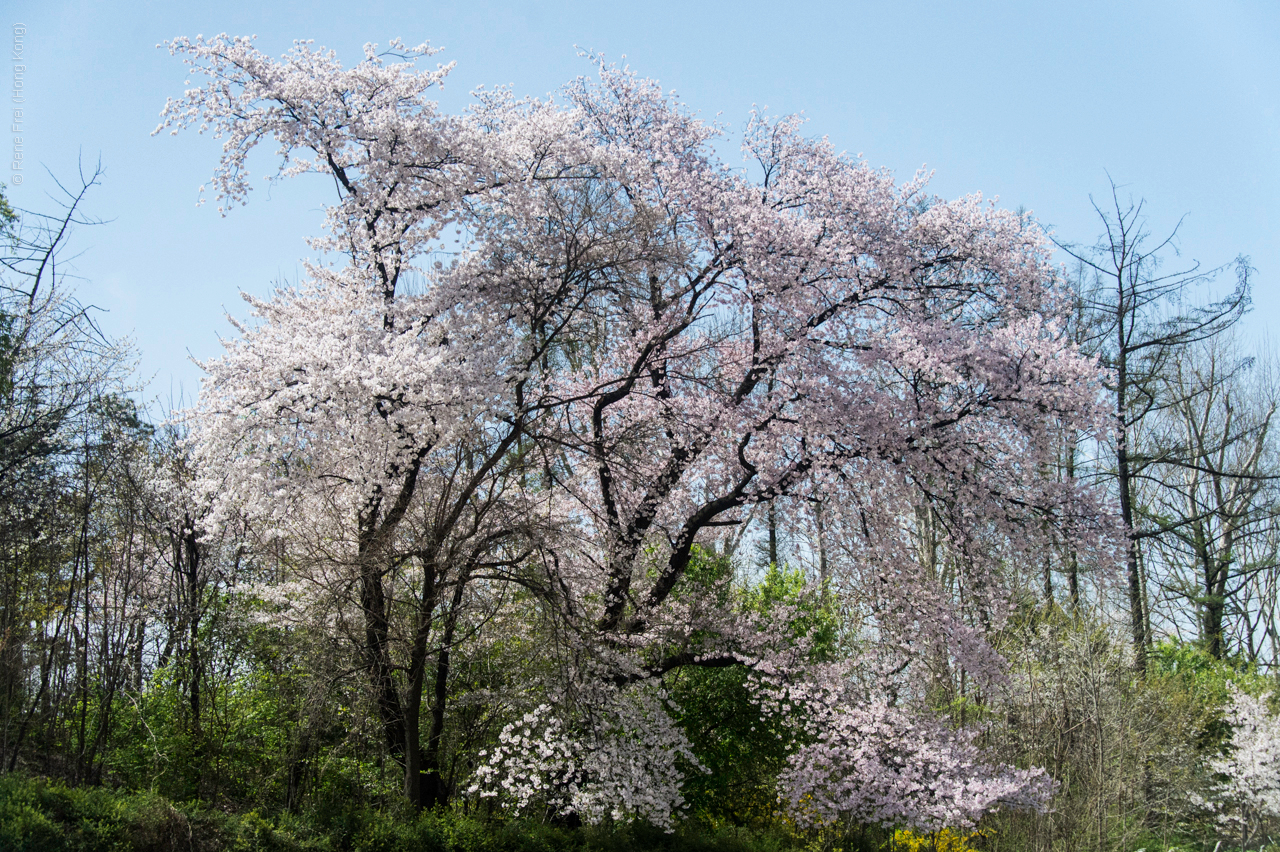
[777,698,1055,831]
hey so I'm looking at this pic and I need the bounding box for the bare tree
[0,166,134,774]
[1061,182,1250,671]
[1143,339,1280,661]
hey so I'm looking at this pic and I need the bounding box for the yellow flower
[891,826,990,852]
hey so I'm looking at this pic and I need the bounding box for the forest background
[3,3,1280,852]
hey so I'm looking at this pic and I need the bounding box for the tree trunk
[403,669,423,805]
[358,553,406,766]
[181,515,202,730]
[767,502,779,568]
[423,579,466,809]
[1064,433,1080,610]
[1116,340,1147,672]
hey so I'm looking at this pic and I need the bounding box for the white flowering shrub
[469,687,702,829]
[1197,683,1280,846]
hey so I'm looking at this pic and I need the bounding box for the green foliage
[104,657,313,808]
[1150,637,1269,696]
[742,562,839,660]
[668,553,839,830]
[0,773,816,852]
[0,774,213,852]
[670,664,790,828]
[1149,637,1273,753]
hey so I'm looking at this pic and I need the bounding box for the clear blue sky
[9,0,1280,402]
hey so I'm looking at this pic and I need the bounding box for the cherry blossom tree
[160,34,1112,826]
